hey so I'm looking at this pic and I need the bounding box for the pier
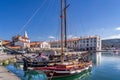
[0,54,20,80]
[0,66,20,80]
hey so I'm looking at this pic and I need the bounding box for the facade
[50,36,101,51]
[78,36,101,51]
[30,41,50,51]
[0,39,3,53]
[12,31,30,49]
[41,42,50,49]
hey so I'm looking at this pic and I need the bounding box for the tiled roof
[30,41,41,46]
[7,45,21,49]
[17,40,29,43]
[49,36,99,44]
[3,40,11,45]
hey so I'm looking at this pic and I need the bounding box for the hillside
[102,39,120,48]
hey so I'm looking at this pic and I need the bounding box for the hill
[102,39,120,49]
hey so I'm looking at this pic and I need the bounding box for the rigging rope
[36,0,56,27]
[18,0,47,35]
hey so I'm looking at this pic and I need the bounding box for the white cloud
[115,27,120,30]
[103,34,120,40]
[67,35,78,39]
[48,36,55,39]
[67,35,73,39]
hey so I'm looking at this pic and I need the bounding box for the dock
[0,54,20,80]
[0,66,20,80]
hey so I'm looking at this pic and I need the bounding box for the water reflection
[24,70,47,80]
[6,64,48,80]
[53,69,92,80]
[92,52,101,66]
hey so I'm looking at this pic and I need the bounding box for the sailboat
[32,0,92,79]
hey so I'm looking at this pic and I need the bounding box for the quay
[0,66,20,80]
[0,54,20,80]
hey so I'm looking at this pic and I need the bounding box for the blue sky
[0,0,120,41]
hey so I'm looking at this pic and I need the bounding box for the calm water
[6,52,120,80]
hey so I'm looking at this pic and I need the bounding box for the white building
[80,36,101,51]
[30,41,50,51]
[13,31,30,49]
[50,36,101,51]
[40,42,50,49]
[0,39,3,53]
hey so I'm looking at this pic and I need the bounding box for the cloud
[103,34,120,40]
[67,35,73,39]
[48,36,55,39]
[115,27,120,30]
[67,35,78,39]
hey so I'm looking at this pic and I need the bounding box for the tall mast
[64,0,67,48]
[60,0,64,63]
[64,0,70,48]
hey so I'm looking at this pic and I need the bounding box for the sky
[0,0,120,41]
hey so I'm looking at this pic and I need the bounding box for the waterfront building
[12,31,30,49]
[0,39,3,53]
[30,41,50,51]
[40,42,50,49]
[30,41,41,48]
[50,36,101,51]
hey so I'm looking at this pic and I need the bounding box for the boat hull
[34,63,91,79]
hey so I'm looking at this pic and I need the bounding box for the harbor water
[5,52,120,80]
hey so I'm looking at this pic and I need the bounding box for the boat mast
[60,0,64,63]
[64,0,67,48]
[64,0,70,48]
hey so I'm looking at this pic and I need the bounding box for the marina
[0,0,120,80]
[3,52,120,80]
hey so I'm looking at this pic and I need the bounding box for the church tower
[24,31,28,38]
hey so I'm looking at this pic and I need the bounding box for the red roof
[7,45,21,49]
[49,36,99,44]
[30,41,41,46]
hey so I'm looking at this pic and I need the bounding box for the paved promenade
[0,54,20,80]
[0,66,20,80]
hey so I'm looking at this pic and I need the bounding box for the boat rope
[18,0,47,35]
[35,0,56,30]
[49,56,58,80]
[49,66,56,80]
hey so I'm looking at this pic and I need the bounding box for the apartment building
[50,36,101,51]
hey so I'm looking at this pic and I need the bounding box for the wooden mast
[64,0,67,48]
[61,0,70,63]
[60,0,64,63]
[64,0,70,48]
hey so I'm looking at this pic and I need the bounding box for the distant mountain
[102,39,120,48]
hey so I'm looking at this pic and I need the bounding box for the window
[87,44,89,46]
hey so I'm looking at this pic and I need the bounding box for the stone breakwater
[0,54,20,80]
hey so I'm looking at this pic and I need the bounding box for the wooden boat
[33,61,92,79]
